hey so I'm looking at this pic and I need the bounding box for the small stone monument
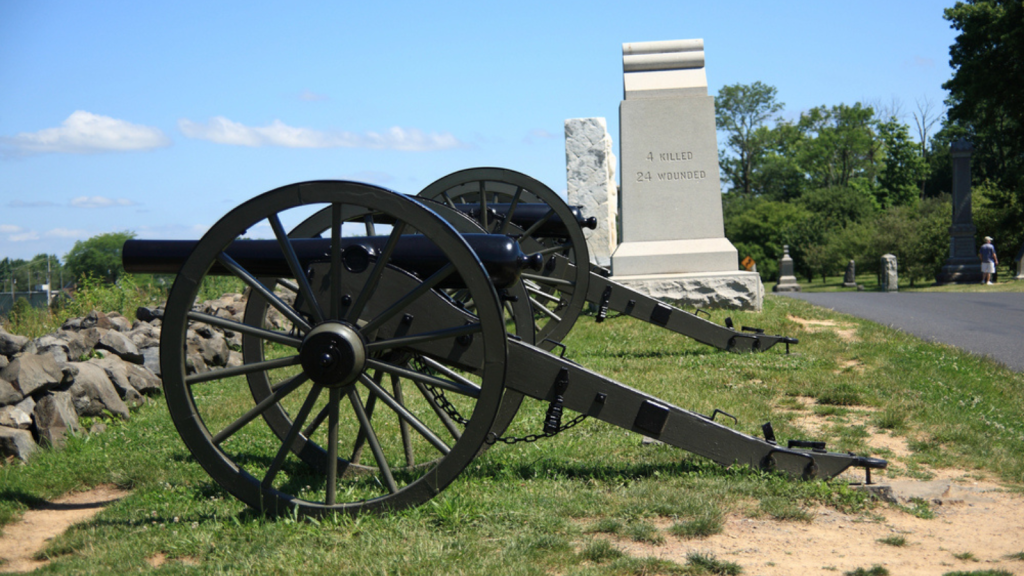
[773,246,801,292]
[610,38,762,310]
[881,254,898,292]
[936,139,982,284]
[842,260,858,288]
[565,118,618,268]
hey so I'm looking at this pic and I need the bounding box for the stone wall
[0,293,252,462]
[565,117,618,268]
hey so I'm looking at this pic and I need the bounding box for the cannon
[125,180,885,516]
[415,168,798,355]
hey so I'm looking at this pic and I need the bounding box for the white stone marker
[610,38,762,310]
[565,118,618,268]
[881,254,899,292]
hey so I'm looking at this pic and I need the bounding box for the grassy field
[2,296,1023,574]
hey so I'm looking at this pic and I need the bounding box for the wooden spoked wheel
[161,181,508,515]
[241,198,532,472]
[417,167,591,350]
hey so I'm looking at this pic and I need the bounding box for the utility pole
[47,255,52,306]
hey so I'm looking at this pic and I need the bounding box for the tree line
[719,0,1022,286]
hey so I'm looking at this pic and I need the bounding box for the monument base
[773,278,801,292]
[610,270,763,311]
[935,259,983,285]
[611,237,738,276]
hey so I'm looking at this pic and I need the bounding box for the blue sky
[1,0,959,262]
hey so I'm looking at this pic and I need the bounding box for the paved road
[775,292,1024,372]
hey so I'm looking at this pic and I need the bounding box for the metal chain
[484,412,588,445]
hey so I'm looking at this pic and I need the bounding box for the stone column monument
[881,254,899,292]
[936,139,982,284]
[565,118,618,268]
[773,246,801,292]
[611,39,763,310]
[842,260,858,288]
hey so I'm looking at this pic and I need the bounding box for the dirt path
[0,485,128,574]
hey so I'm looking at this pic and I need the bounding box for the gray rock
[0,378,22,406]
[34,391,81,448]
[107,312,132,332]
[60,330,91,361]
[126,323,160,349]
[227,350,243,368]
[82,310,114,330]
[185,352,209,375]
[15,395,35,415]
[136,306,164,322]
[0,426,37,462]
[61,317,84,331]
[65,362,130,420]
[1,354,64,396]
[0,404,32,429]
[188,329,229,368]
[34,334,71,364]
[96,330,144,364]
[125,363,161,395]
[0,355,7,370]
[0,328,30,357]
[142,347,161,376]
[80,327,105,351]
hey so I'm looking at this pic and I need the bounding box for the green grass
[765,272,1024,293]
[877,534,908,547]
[1,295,1023,574]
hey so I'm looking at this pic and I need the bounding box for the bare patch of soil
[788,315,860,342]
[0,485,128,573]
[615,475,1024,575]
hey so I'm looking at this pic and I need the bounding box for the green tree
[716,82,784,197]
[724,198,814,282]
[64,231,136,284]
[796,103,881,191]
[877,116,928,208]
[944,0,1024,192]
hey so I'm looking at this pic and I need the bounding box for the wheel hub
[299,322,366,387]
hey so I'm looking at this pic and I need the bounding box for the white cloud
[299,90,329,102]
[0,111,171,155]
[9,230,40,242]
[70,196,137,209]
[8,200,58,208]
[45,228,89,239]
[178,116,467,151]
[1,224,24,234]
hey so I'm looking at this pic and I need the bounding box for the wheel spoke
[326,387,341,505]
[496,186,524,235]
[360,374,450,455]
[350,390,378,464]
[360,262,456,334]
[346,221,408,324]
[331,203,343,319]
[412,380,463,441]
[518,208,555,242]
[478,181,489,231]
[364,358,480,397]
[186,355,301,385]
[363,213,376,236]
[211,372,308,445]
[347,388,398,494]
[524,285,561,304]
[416,356,484,396]
[529,297,563,322]
[366,323,482,354]
[217,251,312,333]
[269,213,325,324]
[187,311,302,348]
[391,375,415,466]
[262,384,323,489]
[527,244,570,257]
[521,273,575,288]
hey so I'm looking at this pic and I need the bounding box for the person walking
[979,236,999,284]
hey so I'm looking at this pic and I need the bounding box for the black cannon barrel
[123,234,541,290]
[452,203,597,238]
